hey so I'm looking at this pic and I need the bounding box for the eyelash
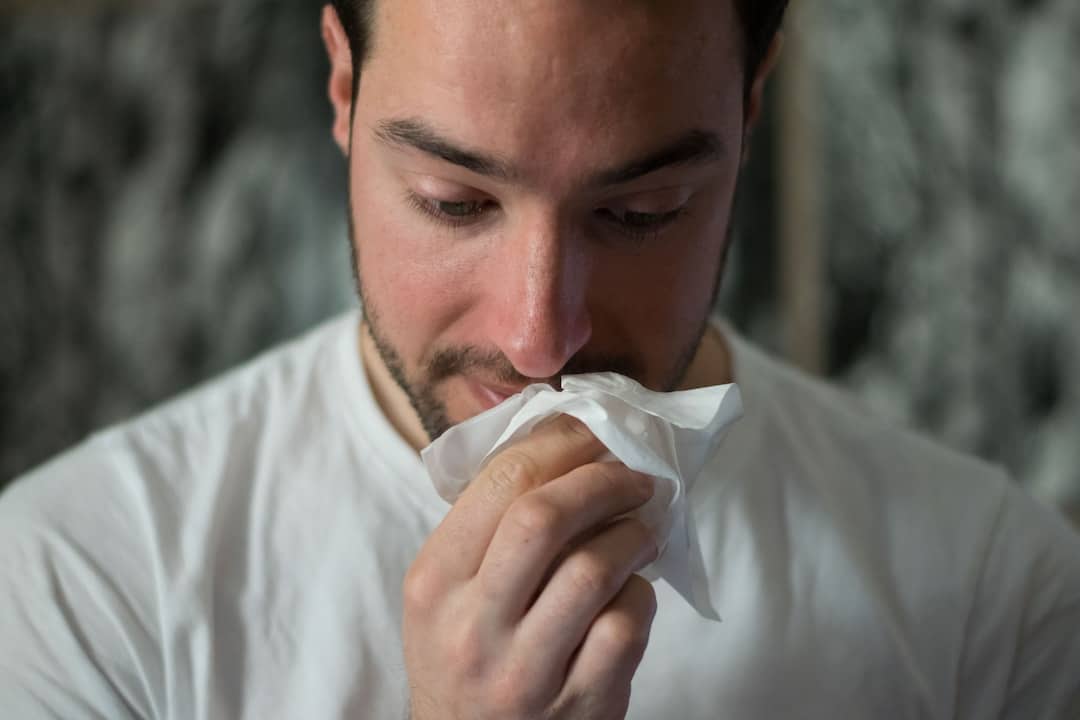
[595,207,688,243]
[404,192,494,230]
[405,191,688,242]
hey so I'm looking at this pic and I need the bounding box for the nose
[486,214,592,380]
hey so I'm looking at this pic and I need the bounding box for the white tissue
[420,372,743,620]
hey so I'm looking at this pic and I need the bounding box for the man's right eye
[406,193,496,227]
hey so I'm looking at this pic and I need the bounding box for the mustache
[425,346,643,388]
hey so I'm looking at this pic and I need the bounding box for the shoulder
[714,326,1080,715]
[723,327,1007,505]
[0,311,362,715]
[957,481,1080,717]
[1,310,362,558]
[0,428,158,716]
[718,324,1072,562]
[117,310,359,463]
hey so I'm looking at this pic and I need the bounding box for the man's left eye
[596,207,685,230]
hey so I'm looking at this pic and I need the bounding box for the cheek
[595,213,727,336]
[348,161,479,361]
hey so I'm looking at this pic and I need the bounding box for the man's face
[343,0,748,441]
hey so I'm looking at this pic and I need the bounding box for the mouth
[465,377,524,412]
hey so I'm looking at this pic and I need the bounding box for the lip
[466,378,521,412]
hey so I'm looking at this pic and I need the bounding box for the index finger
[424,414,605,578]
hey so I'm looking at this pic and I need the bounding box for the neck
[677,319,735,391]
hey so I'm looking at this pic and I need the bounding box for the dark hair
[330,0,788,99]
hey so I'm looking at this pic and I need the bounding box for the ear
[322,4,355,156]
[741,33,784,163]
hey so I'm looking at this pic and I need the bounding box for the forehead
[358,0,745,185]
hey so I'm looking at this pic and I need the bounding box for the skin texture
[321,1,780,716]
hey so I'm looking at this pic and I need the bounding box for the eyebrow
[374,117,724,187]
[375,118,517,182]
[591,129,725,187]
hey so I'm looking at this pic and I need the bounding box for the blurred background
[2,0,1078,526]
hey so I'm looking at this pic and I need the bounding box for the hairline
[335,0,786,106]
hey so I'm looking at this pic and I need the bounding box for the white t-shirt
[2,311,1078,719]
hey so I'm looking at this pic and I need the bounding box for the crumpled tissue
[420,372,743,620]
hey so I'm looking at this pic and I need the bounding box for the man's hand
[403,414,659,720]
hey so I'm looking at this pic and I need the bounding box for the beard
[354,272,723,444]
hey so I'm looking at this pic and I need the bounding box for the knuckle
[594,609,651,658]
[505,495,562,538]
[447,618,488,679]
[488,662,542,717]
[589,462,649,501]
[402,562,445,614]
[484,449,540,498]
[565,552,619,597]
[557,414,595,443]
[589,461,624,488]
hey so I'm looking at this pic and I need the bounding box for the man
[1,0,1078,718]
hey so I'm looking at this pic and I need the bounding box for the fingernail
[647,530,662,563]
[638,533,661,568]
[635,473,655,499]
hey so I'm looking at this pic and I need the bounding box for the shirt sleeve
[0,440,161,720]
[954,481,1080,719]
